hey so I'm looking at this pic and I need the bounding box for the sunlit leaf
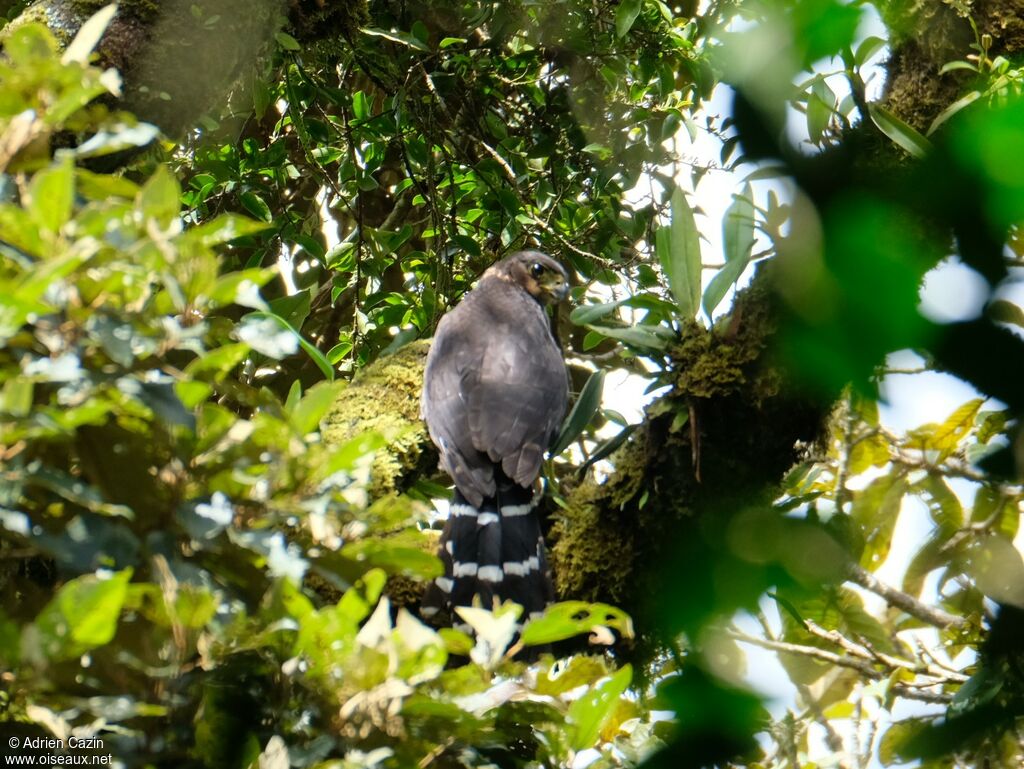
[568,664,632,750]
[32,569,132,660]
[615,0,643,38]
[29,155,73,234]
[656,187,702,320]
[521,601,633,646]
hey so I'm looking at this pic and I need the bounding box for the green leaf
[243,311,334,380]
[536,656,613,695]
[656,187,702,320]
[274,31,301,51]
[917,474,964,536]
[568,664,632,750]
[878,718,931,766]
[615,0,643,38]
[207,267,275,309]
[932,398,984,454]
[570,299,629,326]
[847,473,905,569]
[521,601,633,646]
[29,155,74,234]
[938,60,979,75]
[854,35,886,66]
[33,569,132,660]
[182,214,272,247]
[239,190,273,222]
[361,27,430,51]
[138,166,182,228]
[868,104,933,159]
[290,380,346,435]
[184,342,250,381]
[341,540,442,580]
[550,370,605,456]
[585,323,672,351]
[578,423,638,475]
[268,290,311,330]
[927,90,982,136]
[806,86,832,145]
[702,259,748,320]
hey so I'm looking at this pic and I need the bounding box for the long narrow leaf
[869,104,933,159]
[551,370,606,456]
[656,187,702,320]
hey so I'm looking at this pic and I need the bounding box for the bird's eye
[531,263,545,278]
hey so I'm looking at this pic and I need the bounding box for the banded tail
[421,474,554,631]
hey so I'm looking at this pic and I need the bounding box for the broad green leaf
[723,184,755,265]
[656,187,702,319]
[852,474,905,569]
[878,718,931,766]
[289,380,347,435]
[536,656,613,696]
[316,431,388,480]
[138,166,182,228]
[29,155,73,234]
[806,91,832,145]
[902,531,951,597]
[570,298,630,326]
[615,0,643,38]
[854,35,886,66]
[239,190,272,222]
[521,601,633,646]
[848,432,890,474]
[340,540,441,580]
[932,398,984,455]
[274,31,301,51]
[586,323,672,351]
[75,168,139,199]
[869,104,933,159]
[33,569,132,660]
[702,259,748,320]
[268,290,311,330]
[29,465,133,518]
[207,267,275,309]
[182,214,272,247]
[568,664,632,750]
[184,342,250,381]
[917,474,964,535]
[551,370,605,456]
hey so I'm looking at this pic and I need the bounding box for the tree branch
[845,563,968,629]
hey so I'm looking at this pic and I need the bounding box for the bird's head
[492,250,570,304]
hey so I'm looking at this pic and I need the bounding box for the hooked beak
[549,277,569,302]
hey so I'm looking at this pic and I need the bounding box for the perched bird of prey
[420,250,570,628]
